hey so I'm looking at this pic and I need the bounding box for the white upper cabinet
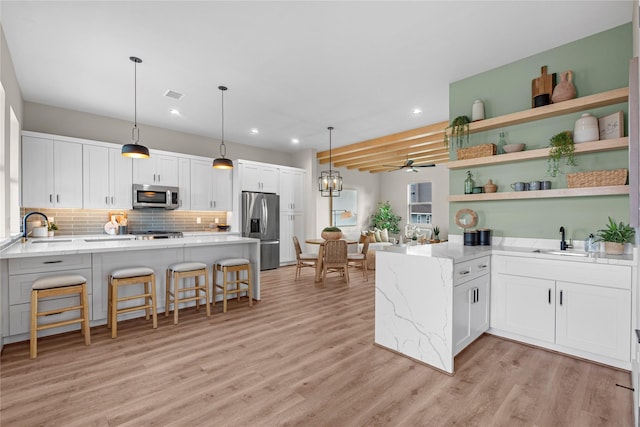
[177,157,191,210]
[280,168,304,213]
[133,153,178,186]
[83,145,132,209]
[22,136,83,208]
[239,161,278,193]
[190,159,233,211]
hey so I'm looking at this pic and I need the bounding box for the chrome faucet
[22,211,48,242]
[559,226,572,250]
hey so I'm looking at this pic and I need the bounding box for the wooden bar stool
[30,274,90,359]
[213,258,252,313]
[165,262,210,324]
[108,267,157,338]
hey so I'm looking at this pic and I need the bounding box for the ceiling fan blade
[414,163,436,168]
[406,159,414,167]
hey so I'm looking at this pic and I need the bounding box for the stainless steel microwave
[132,184,179,210]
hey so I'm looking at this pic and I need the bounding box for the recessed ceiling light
[250,128,259,134]
[169,108,181,116]
[291,138,299,144]
[411,108,422,115]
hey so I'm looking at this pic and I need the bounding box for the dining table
[305,238,357,282]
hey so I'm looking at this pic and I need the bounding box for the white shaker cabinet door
[453,281,473,355]
[556,281,631,361]
[133,155,157,184]
[494,273,555,343]
[213,168,232,211]
[156,154,179,186]
[83,145,110,208]
[22,136,55,207]
[260,165,279,193]
[177,157,190,210]
[240,163,261,192]
[53,140,83,208]
[109,148,132,209]
[190,159,213,211]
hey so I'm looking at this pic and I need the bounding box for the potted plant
[595,217,635,255]
[547,131,576,177]
[47,221,58,237]
[370,201,401,235]
[432,226,440,243]
[444,115,471,149]
[321,226,343,240]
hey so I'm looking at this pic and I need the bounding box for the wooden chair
[322,239,349,286]
[348,238,370,280]
[293,236,317,279]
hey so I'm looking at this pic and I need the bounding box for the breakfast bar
[0,234,260,344]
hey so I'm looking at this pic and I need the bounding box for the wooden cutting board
[531,65,556,107]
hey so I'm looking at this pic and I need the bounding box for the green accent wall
[449,23,632,242]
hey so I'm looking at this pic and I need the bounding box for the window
[408,182,432,225]
[9,107,20,235]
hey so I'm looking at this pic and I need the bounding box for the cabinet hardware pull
[106,196,109,204]
[49,194,53,203]
[459,270,470,275]
[548,289,551,304]
[56,194,60,203]
[560,290,563,306]
[476,287,479,303]
[43,260,63,264]
[478,264,488,268]
[111,196,114,204]
[158,174,161,182]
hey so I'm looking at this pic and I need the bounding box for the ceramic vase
[573,113,599,143]
[471,100,485,121]
[551,70,576,103]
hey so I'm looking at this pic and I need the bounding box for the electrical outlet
[196,217,201,224]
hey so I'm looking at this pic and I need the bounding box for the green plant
[322,226,342,232]
[547,131,576,177]
[433,226,440,239]
[47,221,58,231]
[444,115,471,149]
[370,201,401,234]
[595,217,635,243]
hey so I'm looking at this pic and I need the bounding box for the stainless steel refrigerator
[242,191,280,270]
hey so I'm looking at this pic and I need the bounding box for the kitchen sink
[83,237,135,242]
[531,249,589,257]
[30,239,73,244]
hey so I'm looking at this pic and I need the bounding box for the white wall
[23,102,295,167]
[379,164,450,240]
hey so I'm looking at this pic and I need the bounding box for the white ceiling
[0,1,633,153]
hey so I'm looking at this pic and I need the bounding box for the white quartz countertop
[382,242,636,266]
[0,234,259,259]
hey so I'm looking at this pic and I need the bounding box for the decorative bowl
[217,224,231,231]
[502,143,525,153]
[321,231,343,240]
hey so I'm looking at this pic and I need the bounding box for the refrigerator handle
[261,197,268,235]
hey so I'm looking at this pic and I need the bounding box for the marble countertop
[382,241,637,266]
[0,234,259,259]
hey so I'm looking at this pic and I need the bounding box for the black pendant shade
[213,85,233,169]
[122,56,150,159]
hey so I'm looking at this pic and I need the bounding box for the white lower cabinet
[280,212,304,264]
[453,256,490,356]
[491,255,631,367]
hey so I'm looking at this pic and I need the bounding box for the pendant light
[213,85,233,169]
[121,56,150,158]
[318,126,342,197]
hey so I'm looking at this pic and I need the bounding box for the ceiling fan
[384,158,436,172]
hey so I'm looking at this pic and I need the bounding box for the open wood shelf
[448,185,629,202]
[457,87,628,136]
[447,138,628,169]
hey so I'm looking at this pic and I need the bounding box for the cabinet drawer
[9,297,94,336]
[8,268,92,305]
[454,256,490,285]
[8,254,91,275]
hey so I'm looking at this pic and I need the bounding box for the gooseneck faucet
[22,211,48,242]
[559,226,568,250]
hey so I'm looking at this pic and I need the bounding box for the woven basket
[566,169,628,188]
[457,143,496,160]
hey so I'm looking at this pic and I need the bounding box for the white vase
[471,100,485,121]
[573,113,599,143]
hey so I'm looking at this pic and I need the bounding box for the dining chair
[348,238,369,280]
[293,236,317,280]
[323,239,349,286]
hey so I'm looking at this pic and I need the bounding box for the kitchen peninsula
[375,241,637,374]
[0,234,260,344]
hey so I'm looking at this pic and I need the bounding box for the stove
[135,231,184,240]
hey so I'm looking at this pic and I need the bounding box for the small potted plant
[432,226,440,243]
[321,226,343,240]
[444,115,471,149]
[547,131,576,177]
[370,201,401,236]
[47,221,58,237]
[595,217,635,255]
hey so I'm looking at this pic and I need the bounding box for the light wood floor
[1,265,634,426]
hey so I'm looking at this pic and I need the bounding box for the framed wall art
[598,111,624,140]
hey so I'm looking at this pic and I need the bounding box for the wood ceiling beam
[340,146,449,169]
[316,120,448,161]
[327,134,446,165]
